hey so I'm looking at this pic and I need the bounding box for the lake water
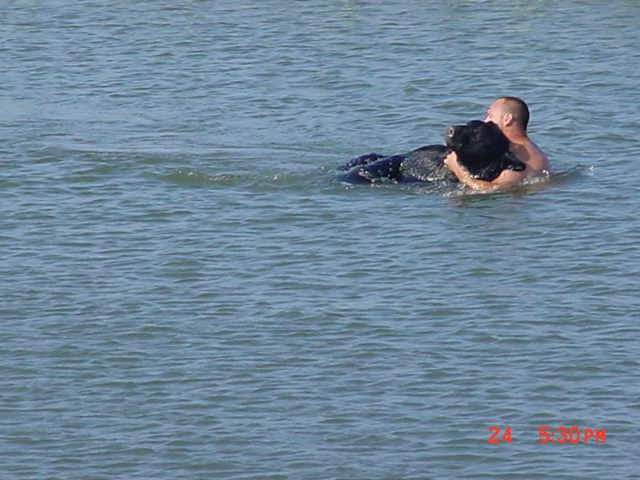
[2,1,640,478]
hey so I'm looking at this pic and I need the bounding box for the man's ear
[503,112,514,126]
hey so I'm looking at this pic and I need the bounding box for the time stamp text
[488,425,607,445]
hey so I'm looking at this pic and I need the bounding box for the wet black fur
[338,120,524,184]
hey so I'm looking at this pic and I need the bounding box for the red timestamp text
[538,425,606,445]
[488,425,607,445]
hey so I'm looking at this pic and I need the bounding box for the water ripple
[2,1,640,479]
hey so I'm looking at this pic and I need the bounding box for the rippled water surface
[2,1,640,478]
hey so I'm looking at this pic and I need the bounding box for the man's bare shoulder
[511,138,550,174]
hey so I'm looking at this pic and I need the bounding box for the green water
[2,1,639,478]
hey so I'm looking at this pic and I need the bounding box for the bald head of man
[485,96,530,131]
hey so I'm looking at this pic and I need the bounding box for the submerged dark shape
[338,120,525,184]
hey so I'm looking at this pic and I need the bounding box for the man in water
[444,96,551,192]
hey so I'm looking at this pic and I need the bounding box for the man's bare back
[509,137,551,176]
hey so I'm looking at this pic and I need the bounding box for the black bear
[338,120,525,184]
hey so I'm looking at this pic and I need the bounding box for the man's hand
[443,151,461,171]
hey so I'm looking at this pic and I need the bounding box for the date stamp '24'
[488,425,607,445]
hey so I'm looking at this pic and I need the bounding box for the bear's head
[445,120,517,179]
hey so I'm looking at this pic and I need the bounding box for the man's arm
[444,152,527,192]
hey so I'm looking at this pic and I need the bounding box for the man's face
[484,100,505,127]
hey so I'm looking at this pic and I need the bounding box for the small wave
[159,168,242,187]
[444,164,595,197]
[0,178,22,189]
[549,164,595,181]
[158,163,595,195]
[158,167,326,191]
